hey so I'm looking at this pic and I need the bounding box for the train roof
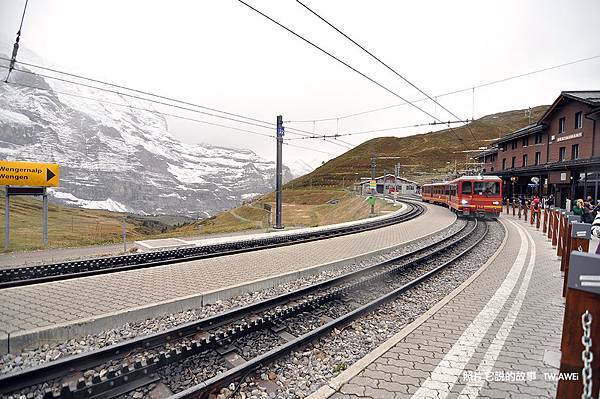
[422,181,448,187]
[423,175,502,186]
[450,175,502,182]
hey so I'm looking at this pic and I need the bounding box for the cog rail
[0,202,424,289]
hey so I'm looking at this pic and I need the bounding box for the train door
[460,180,474,215]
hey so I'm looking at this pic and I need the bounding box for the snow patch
[0,109,34,126]
[51,190,131,212]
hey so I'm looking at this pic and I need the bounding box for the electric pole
[274,115,284,229]
[370,154,377,215]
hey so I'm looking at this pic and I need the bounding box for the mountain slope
[0,56,291,217]
[289,106,549,187]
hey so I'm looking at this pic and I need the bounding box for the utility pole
[123,215,127,252]
[370,154,377,215]
[526,107,532,124]
[274,115,284,229]
[395,163,400,198]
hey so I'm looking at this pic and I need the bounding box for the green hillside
[288,105,549,187]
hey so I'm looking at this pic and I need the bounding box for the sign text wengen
[0,160,60,187]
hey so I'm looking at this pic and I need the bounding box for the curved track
[0,202,424,289]
[0,218,490,399]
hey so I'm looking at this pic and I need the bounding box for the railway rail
[0,201,424,289]
[0,217,489,399]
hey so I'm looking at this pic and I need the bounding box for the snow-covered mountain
[0,54,291,217]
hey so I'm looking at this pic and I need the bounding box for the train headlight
[461,199,469,205]
[492,201,500,205]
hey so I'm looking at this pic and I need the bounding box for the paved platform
[0,202,455,353]
[313,215,567,399]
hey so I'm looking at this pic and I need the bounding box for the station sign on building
[475,91,600,208]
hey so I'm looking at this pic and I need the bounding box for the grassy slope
[0,194,178,251]
[0,188,395,251]
[288,106,549,188]
[1,105,550,251]
[192,188,397,233]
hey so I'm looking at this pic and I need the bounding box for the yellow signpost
[0,160,60,187]
[2,160,60,249]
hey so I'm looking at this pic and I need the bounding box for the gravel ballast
[0,219,465,375]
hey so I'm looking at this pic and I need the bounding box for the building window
[535,151,541,165]
[511,156,516,168]
[534,133,543,144]
[559,117,566,133]
[575,112,583,129]
[523,154,528,167]
[502,158,506,170]
[559,146,566,162]
[511,141,517,150]
[501,143,507,151]
[490,166,494,172]
[572,144,579,160]
[522,137,528,147]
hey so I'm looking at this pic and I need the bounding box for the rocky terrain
[0,54,291,217]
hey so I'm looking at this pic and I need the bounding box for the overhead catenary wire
[235,0,467,146]
[0,77,343,157]
[294,0,479,146]
[285,53,600,123]
[0,56,345,144]
[285,119,469,140]
[0,56,274,127]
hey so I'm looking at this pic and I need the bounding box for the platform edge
[307,218,509,399]
[5,207,454,354]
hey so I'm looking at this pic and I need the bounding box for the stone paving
[321,214,566,399]
[0,202,454,350]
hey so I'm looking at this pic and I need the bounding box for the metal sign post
[42,187,48,246]
[4,189,9,251]
[274,115,284,229]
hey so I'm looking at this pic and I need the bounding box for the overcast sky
[1,0,599,166]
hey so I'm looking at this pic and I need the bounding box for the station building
[476,91,600,208]
[356,174,420,196]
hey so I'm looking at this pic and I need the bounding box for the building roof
[476,147,499,159]
[562,91,600,105]
[492,91,600,146]
[538,90,600,124]
[494,123,545,145]
[488,157,600,177]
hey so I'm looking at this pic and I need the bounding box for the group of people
[549,194,600,254]
[506,193,600,254]
[572,196,600,224]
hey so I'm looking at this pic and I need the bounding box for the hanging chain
[582,310,593,399]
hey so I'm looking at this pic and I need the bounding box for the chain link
[582,310,593,399]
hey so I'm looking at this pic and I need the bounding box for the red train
[421,175,503,219]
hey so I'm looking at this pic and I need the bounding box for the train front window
[461,181,472,194]
[474,181,501,195]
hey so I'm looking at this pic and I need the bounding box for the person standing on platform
[591,210,600,254]
[546,194,555,207]
[531,195,541,224]
[573,199,585,216]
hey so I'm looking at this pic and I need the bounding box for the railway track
[0,201,424,289]
[0,218,490,399]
